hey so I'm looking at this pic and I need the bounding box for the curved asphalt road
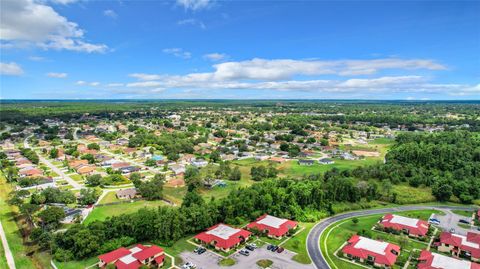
[306,205,476,269]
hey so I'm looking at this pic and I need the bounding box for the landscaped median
[319,210,440,269]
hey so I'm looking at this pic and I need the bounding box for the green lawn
[98,191,121,204]
[0,234,8,269]
[0,174,37,268]
[53,255,100,269]
[83,200,169,224]
[219,258,236,266]
[320,210,439,269]
[69,174,83,182]
[278,159,382,178]
[282,222,315,264]
[452,210,474,217]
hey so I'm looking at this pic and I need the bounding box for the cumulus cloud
[203,53,228,61]
[176,0,213,11]
[46,72,67,78]
[0,0,108,53]
[104,9,118,19]
[177,18,206,29]
[162,48,192,59]
[0,62,24,76]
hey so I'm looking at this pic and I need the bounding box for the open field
[83,200,170,224]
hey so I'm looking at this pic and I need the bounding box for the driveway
[180,246,315,269]
[431,209,476,235]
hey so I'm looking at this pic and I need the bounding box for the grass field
[0,232,8,269]
[97,191,120,204]
[319,210,439,269]
[282,222,315,264]
[452,209,474,217]
[392,184,436,204]
[0,174,37,268]
[83,200,170,224]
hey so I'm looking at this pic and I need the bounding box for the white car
[182,262,196,269]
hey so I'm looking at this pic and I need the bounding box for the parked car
[182,262,196,269]
[277,247,284,253]
[450,228,455,233]
[197,247,206,255]
[245,245,255,251]
[459,219,470,224]
[429,218,440,225]
[271,245,279,252]
[239,249,250,256]
[267,244,274,250]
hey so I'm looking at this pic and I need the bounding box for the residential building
[380,214,430,237]
[341,235,400,268]
[438,231,480,262]
[417,250,480,269]
[194,223,251,252]
[246,214,297,239]
[98,244,164,269]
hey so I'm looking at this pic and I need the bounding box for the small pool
[151,155,164,161]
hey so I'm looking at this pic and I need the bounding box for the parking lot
[430,210,477,235]
[180,245,315,269]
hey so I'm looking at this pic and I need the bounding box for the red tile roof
[115,259,141,269]
[418,250,480,269]
[439,231,480,259]
[246,214,297,237]
[132,245,163,261]
[342,235,400,266]
[98,247,131,264]
[380,214,429,237]
[194,223,251,249]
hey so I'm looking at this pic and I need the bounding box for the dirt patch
[352,150,380,157]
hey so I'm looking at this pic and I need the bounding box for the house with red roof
[341,235,400,268]
[417,250,480,269]
[379,214,430,238]
[98,244,164,269]
[194,223,251,252]
[437,231,480,262]
[246,214,298,239]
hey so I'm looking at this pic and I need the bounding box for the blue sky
[0,0,479,99]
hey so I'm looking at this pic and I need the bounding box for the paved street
[24,136,82,189]
[0,220,16,269]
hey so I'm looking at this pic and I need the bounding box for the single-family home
[194,223,251,252]
[246,214,297,239]
[379,214,430,238]
[319,158,334,165]
[341,235,400,268]
[19,168,43,177]
[298,159,315,166]
[417,250,480,269]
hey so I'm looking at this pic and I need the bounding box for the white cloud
[76,80,99,86]
[28,56,46,61]
[127,81,163,88]
[103,9,118,19]
[46,72,67,78]
[129,73,162,81]
[0,0,108,53]
[0,62,24,76]
[177,18,206,29]
[176,0,213,11]
[162,48,191,59]
[203,53,228,62]
[49,0,79,4]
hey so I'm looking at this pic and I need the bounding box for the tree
[145,158,156,167]
[138,174,164,200]
[80,154,95,164]
[5,166,19,182]
[78,188,99,205]
[432,180,453,202]
[38,206,65,230]
[49,148,59,159]
[210,151,221,163]
[87,143,100,150]
[85,174,102,187]
[352,217,359,225]
[229,167,241,181]
[185,166,202,190]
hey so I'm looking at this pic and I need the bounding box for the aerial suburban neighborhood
[1,0,479,269]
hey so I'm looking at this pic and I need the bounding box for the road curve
[306,205,476,269]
